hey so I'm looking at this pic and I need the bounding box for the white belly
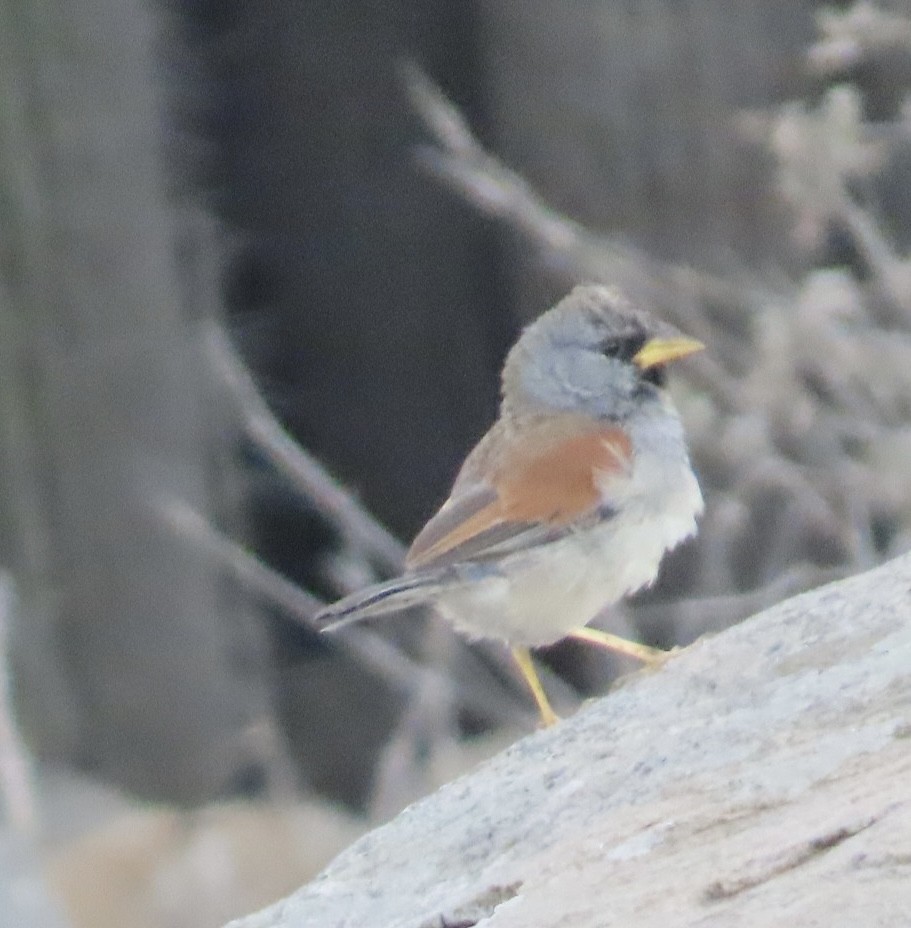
[436,454,702,646]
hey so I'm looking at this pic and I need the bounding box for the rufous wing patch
[405,426,631,569]
[497,428,631,523]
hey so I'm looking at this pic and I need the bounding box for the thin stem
[204,323,406,575]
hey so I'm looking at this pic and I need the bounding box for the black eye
[601,331,647,361]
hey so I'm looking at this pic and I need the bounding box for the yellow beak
[633,336,704,370]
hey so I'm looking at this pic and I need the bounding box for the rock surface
[229,553,911,927]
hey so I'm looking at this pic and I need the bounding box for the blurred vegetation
[3,2,911,926]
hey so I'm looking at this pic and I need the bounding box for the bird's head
[502,285,703,422]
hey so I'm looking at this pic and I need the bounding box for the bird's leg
[568,627,670,666]
[511,647,560,727]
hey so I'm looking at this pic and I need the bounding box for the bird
[317,284,704,725]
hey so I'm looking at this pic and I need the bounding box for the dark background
[4,2,911,926]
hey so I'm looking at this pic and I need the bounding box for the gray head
[501,285,702,422]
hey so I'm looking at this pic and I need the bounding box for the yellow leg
[511,646,559,727]
[568,627,670,665]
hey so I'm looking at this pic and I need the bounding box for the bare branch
[204,322,406,577]
[770,86,911,321]
[159,498,529,726]
[403,63,767,335]
[162,496,325,617]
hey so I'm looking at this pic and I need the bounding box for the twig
[163,496,325,616]
[835,192,911,318]
[159,498,529,726]
[403,63,767,335]
[201,327,548,724]
[204,322,406,575]
[403,63,766,422]
[0,571,36,834]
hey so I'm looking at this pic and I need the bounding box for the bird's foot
[511,646,560,727]
[568,626,676,668]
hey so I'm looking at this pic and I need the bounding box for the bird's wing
[406,425,632,571]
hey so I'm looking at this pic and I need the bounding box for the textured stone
[229,553,911,927]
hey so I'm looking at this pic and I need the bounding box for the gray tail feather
[316,572,443,631]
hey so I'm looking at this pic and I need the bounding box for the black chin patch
[642,365,667,388]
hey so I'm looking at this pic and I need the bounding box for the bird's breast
[435,442,702,647]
